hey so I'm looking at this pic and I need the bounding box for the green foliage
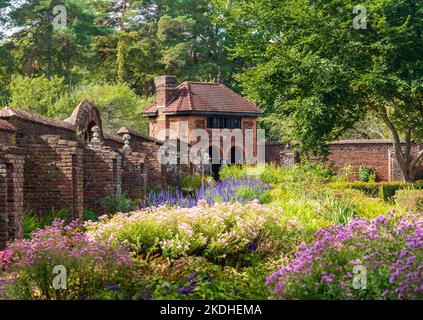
[181,172,202,190]
[53,83,151,132]
[2,0,104,83]
[23,211,39,240]
[9,75,65,116]
[332,189,398,219]
[395,190,423,212]
[220,162,335,198]
[321,193,357,225]
[83,209,98,222]
[23,208,71,239]
[105,193,137,214]
[328,181,423,201]
[214,0,423,179]
[358,166,376,183]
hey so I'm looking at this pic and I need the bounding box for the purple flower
[107,284,121,292]
[178,285,195,295]
[247,242,258,251]
[266,212,423,300]
[187,272,200,282]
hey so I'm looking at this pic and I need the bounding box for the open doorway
[209,146,221,180]
[229,146,243,165]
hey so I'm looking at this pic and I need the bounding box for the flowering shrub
[86,200,306,265]
[0,249,12,271]
[266,212,423,300]
[141,178,271,208]
[0,220,133,300]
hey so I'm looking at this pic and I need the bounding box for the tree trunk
[379,106,421,182]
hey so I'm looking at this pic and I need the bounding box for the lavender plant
[141,178,271,208]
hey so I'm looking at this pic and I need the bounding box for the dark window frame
[207,117,242,129]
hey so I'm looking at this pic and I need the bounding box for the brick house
[142,76,263,178]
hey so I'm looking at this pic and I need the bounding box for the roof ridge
[179,81,221,86]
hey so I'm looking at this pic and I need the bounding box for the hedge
[328,181,423,201]
[395,190,423,212]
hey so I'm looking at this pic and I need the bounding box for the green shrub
[23,209,70,239]
[94,256,272,300]
[220,162,335,199]
[181,172,202,190]
[358,166,376,182]
[224,162,335,185]
[333,189,399,219]
[395,190,423,212]
[322,193,356,225]
[105,193,136,214]
[86,201,310,266]
[328,181,422,201]
[83,209,98,222]
[23,211,39,239]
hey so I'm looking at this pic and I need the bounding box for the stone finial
[122,133,131,150]
[91,125,101,143]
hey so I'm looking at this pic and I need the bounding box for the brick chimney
[155,75,177,107]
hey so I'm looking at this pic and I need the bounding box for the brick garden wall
[0,143,25,249]
[83,143,121,214]
[265,140,423,182]
[4,116,85,218]
[0,103,167,249]
[327,141,392,181]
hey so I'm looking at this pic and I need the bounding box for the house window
[207,117,241,129]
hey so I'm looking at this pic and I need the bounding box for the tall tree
[215,0,423,182]
[0,0,104,84]
[93,0,236,95]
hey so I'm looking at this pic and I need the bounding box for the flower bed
[0,220,133,300]
[141,178,271,208]
[86,200,308,265]
[266,212,423,300]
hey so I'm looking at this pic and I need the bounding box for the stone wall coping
[0,119,16,132]
[117,127,163,144]
[0,145,27,155]
[103,131,123,143]
[329,139,399,145]
[0,107,76,132]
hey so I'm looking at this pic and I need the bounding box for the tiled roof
[142,82,263,116]
[0,119,16,132]
[143,102,158,115]
[0,108,76,131]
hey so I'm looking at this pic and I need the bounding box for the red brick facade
[0,100,165,249]
[143,76,263,166]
